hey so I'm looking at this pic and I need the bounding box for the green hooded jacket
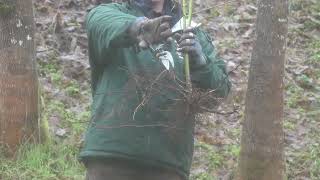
[80,2,231,179]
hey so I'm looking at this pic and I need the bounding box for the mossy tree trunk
[237,0,288,179]
[0,0,39,154]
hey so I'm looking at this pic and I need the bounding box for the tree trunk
[0,0,39,154]
[237,0,288,179]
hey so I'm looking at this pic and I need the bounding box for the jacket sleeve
[86,4,138,65]
[190,30,231,98]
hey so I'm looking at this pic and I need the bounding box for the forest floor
[0,0,319,179]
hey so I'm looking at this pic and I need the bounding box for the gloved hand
[177,28,207,69]
[128,16,173,48]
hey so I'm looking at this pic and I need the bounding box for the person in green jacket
[80,0,231,179]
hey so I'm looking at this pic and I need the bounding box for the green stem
[187,0,193,25]
[184,55,191,91]
[182,0,193,91]
[182,0,187,29]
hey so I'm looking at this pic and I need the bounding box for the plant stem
[187,0,193,25]
[182,0,193,91]
[184,54,192,91]
[182,0,187,28]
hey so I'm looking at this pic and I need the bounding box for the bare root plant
[125,67,228,119]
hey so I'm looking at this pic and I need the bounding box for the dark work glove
[177,28,207,69]
[128,16,173,48]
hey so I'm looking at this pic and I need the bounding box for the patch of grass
[310,143,320,179]
[308,40,320,64]
[43,98,89,135]
[287,143,320,180]
[39,60,63,86]
[225,144,240,157]
[229,128,241,140]
[0,142,85,180]
[285,84,304,109]
[306,110,320,120]
[192,172,216,180]
[192,141,240,180]
[283,119,296,130]
[303,19,320,31]
[196,142,223,169]
[296,74,314,89]
[65,80,81,97]
[287,128,320,180]
[191,141,225,180]
[191,141,222,179]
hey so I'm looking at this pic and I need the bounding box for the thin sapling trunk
[182,0,193,92]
